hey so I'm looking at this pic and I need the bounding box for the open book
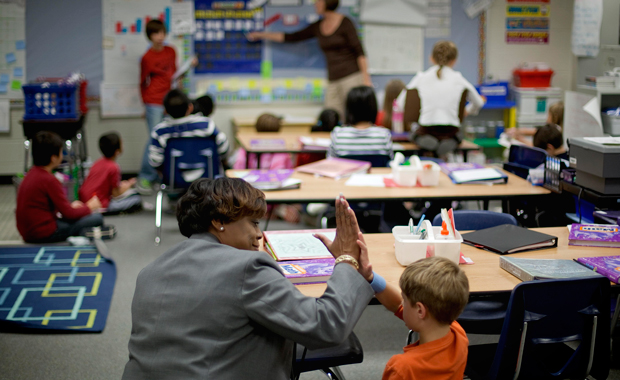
[264,229,336,261]
[296,158,371,179]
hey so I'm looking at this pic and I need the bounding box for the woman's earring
[220,227,224,231]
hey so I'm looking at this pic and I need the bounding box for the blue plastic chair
[433,210,517,334]
[155,137,221,245]
[503,145,548,180]
[465,276,610,380]
[431,210,518,231]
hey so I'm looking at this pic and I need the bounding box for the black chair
[155,136,221,245]
[341,154,391,168]
[291,332,363,380]
[466,276,610,380]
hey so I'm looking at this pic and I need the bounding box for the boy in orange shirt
[359,237,469,380]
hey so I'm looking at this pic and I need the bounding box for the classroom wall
[486,0,577,91]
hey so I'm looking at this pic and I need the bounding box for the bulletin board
[0,1,26,101]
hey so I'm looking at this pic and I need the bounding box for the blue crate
[22,83,81,120]
[476,81,510,104]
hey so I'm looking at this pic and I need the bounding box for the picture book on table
[295,158,371,179]
[249,139,286,149]
[277,258,335,284]
[568,224,620,248]
[241,169,301,191]
[500,257,604,282]
[263,229,336,261]
[575,256,620,283]
[439,162,485,175]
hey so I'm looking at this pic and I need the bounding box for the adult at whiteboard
[247,0,371,119]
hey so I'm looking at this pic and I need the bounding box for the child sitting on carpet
[16,131,106,243]
[79,132,142,214]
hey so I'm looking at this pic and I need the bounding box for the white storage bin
[392,156,421,187]
[514,87,562,118]
[418,161,441,186]
[601,113,620,136]
[392,221,463,266]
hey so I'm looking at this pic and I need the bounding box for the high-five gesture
[314,194,361,262]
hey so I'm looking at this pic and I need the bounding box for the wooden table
[235,132,481,161]
[294,227,615,297]
[228,167,551,203]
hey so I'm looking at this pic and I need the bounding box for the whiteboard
[363,24,423,74]
[100,83,144,118]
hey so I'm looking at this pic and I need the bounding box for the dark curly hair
[176,178,267,237]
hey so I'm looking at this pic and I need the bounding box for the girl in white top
[394,41,485,156]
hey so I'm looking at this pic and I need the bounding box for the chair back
[489,277,610,380]
[341,154,391,168]
[161,137,220,190]
[432,210,517,230]
[503,145,548,179]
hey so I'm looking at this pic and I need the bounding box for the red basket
[513,69,554,87]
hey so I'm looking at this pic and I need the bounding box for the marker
[408,218,414,234]
[415,214,425,234]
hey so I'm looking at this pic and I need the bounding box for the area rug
[0,245,116,333]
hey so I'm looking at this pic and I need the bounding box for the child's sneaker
[84,225,117,240]
[136,178,153,195]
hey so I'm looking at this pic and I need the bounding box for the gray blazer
[122,233,374,379]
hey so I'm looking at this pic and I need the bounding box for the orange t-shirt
[382,305,468,380]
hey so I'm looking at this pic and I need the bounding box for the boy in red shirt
[79,132,141,214]
[16,131,103,243]
[137,19,176,195]
[357,234,470,380]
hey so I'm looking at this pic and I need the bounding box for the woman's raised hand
[314,194,361,261]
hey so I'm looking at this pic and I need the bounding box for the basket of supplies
[22,74,87,120]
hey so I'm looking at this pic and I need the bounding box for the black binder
[461,224,558,255]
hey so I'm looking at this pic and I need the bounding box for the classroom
[1,0,620,379]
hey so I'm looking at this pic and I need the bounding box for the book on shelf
[277,258,335,284]
[575,256,620,283]
[241,169,301,191]
[569,224,620,248]
[263,229,336,261]
[461,224,557,255]
[295,157,371,179]
[500,256,604,282]
[448,168,508,184]
[299,136,331,150]
[249,138,286,150]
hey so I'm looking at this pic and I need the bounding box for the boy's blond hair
[400,256,469,325]
[548,101,564,127]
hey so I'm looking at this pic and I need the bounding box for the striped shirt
[148,114,229,168]
[328,126,393,158]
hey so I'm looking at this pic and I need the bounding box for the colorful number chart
[194,0,264,74]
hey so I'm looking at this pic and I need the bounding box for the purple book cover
[278,258,335,284]
[439,162,485,175]
[576,256,620,283]
[250,139,286,149]
[569,224,620,247]
[243,169,294,184]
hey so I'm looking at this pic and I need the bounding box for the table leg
[23,139,30,173]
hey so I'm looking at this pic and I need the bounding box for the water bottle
[392,99,404,133]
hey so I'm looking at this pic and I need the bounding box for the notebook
[461,224,558,254]
[575,256,620,283]
[277,258,335,284]
[449,168,508,184]
[500,257,604,282]
[568,224,620,248]
[241,169,301,191]
[439,162,485,175]
[295,158,371,179]
[263,229,336,261]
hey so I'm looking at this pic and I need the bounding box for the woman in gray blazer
[122,177,375,379]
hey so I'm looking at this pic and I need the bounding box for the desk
[295,227,613,297]
[227,167,551,204]
[232,116,317,134]
[235,132,481,162]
